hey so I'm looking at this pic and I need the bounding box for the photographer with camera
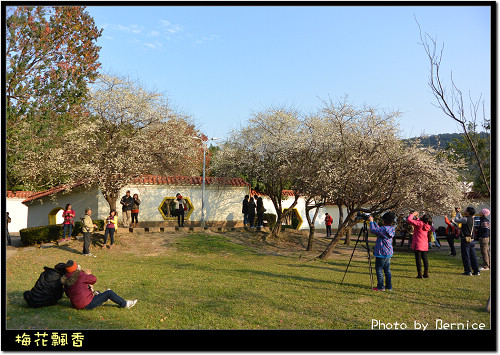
[368,212,396,291]
[61,260,137,310]
[453,207,480,276]
[407,211,432,279]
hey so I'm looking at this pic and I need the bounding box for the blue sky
[86,5,491,140]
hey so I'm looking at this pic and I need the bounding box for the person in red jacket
[61,260,137,310]
[324,213,333,237]
[61,204,76,241]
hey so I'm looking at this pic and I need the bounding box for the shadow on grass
[54,244,82,255]
[231,268,336,286]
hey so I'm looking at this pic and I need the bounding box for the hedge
[263,213,277,229]
[19,220,104,246]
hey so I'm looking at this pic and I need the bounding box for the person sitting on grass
[369,212,396,291]
[23,262,68,308]
[61,260,137,310]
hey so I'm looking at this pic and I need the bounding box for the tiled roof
[250,189,296,197]
[22,180,88,204]
[131,175,250,187]
[7,191,34,199]
[23,176,250,203]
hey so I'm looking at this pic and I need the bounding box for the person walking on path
[61,260,137,310]
[82,208,97,256]
[325,213,333,237]
[6,212,12,246]
[131,194,141,228]
[477,208,490,271]
[247,197,256,228]
[62,204,76,241]
[120,191,134,228]
[369,212,396,291]
[407,211,432,279]
[453,206,480,276]
[103,210,118,249]
[242,195,249,227]
[175,193,187,227]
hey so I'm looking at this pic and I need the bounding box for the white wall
[6,198,29,233]
[258,195,349,230]
[117,184,249,224]
[25,186,100,228]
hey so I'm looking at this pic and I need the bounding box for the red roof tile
[250,189,296,197]
[7,191,34,199]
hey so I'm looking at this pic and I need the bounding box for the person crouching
[61,260,137,310]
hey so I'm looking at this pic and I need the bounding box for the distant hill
[403,133,462,150]
[403,132,489,151]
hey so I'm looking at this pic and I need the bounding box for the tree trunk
[305,202,321,251]
[270,193,300,238]
[103,190,119,212]
[344,214,355,246]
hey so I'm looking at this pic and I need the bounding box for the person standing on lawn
[247,196,256,228]
[120,190,134,228]
[325,213,333,237]
[369,212,396,291]
[82,208,97,256]
[61,260,137,310]
[477,208,490,271]
[131,193,141,228]
[255,195,265,228]
[444,215,459,256]
[454,207,480,276]
[407,211,432,279]
[175,193,187,227]
[242,195,249,227]
[62,204,76,241]
[6,212,12,245]
[103,210,118,249]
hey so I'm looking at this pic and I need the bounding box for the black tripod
[340,220,374,289]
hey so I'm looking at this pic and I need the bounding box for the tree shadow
[54,244,81,255]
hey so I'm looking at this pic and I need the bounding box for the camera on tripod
[356,211,371,221]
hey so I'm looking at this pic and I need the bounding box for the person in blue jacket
[369,212,396,291]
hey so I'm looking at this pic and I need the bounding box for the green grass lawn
[6,232,490,330]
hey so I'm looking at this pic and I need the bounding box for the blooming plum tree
[20,74,205,210]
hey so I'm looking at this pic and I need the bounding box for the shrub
[19,225,62,245]
[19,220,104,246]
[263,213,277,229]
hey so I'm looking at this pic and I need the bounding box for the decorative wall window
[48,207,65,225]
[158,197,194,220]
[282,208,303,229]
